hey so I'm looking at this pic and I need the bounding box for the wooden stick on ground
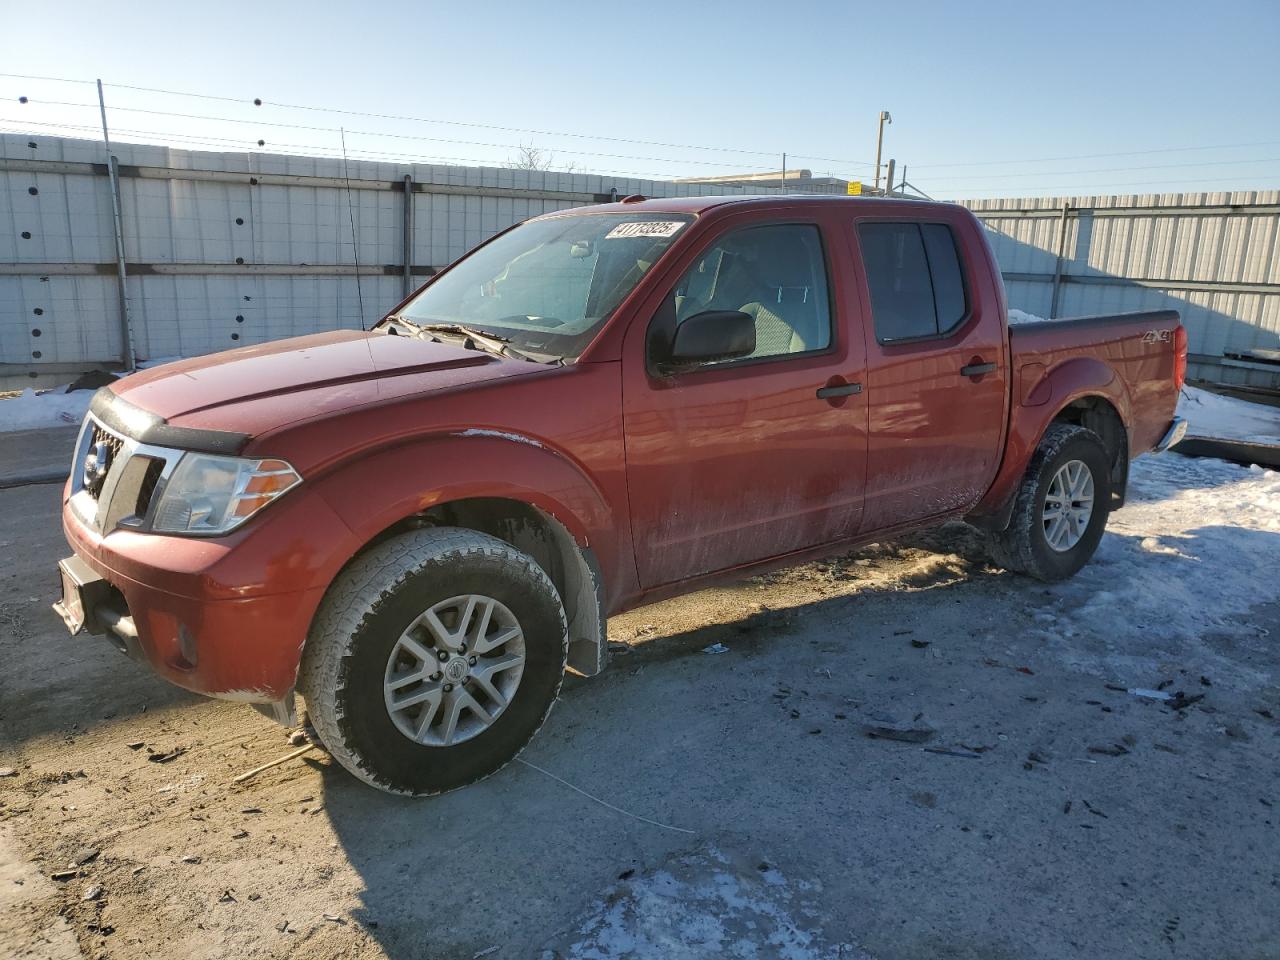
[232,744,317,784]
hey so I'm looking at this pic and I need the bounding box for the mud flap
[251,691,297,728]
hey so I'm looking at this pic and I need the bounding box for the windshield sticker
[605,221,686,240]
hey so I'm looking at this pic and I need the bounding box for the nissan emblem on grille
[83,441,112,495]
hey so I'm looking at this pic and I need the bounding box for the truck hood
[112,330,543,438]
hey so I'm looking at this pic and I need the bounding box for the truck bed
[1009,309,1182,457]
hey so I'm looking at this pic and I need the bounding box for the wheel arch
[298,433,619,681]
[970,354,1133,530]
[1048,394,1129,506]
[337,496,608,678]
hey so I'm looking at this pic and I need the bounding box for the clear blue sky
[3,0,1278,198]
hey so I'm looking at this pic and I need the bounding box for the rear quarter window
[858,221,968,342]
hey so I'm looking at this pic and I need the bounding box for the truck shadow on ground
[315,520,1280,960]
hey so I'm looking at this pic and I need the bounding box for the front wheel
[300,528,567,796]
[986,424,1113,582]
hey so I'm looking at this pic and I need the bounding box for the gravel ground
[1,428,1277,960]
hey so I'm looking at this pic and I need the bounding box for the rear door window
[858,222,968,341]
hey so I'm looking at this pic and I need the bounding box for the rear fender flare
[970,356,1132,526]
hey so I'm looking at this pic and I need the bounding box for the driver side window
[672,223,833,362]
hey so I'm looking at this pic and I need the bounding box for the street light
[874,110,892,192]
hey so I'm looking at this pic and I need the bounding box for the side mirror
[668,310,756,366]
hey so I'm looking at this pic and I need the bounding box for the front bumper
[1153,416,1189,453]
[57,476,352,704]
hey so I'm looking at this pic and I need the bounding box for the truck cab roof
[555,194,947,218]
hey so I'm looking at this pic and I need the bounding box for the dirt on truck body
[52,195,1188,795]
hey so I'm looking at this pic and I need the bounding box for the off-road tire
[300,527,568,796]
[986,424,1113,582]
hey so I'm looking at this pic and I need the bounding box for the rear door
[851,211,1009,532]
[621,211,869,588]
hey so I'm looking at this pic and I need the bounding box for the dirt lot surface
[1,429,1277,960]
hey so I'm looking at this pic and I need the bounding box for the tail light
[1173,325,1188,390]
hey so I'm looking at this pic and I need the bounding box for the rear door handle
[960,362,996,378]
[816,382,862,399]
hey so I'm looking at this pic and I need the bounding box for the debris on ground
[125,740,145,750]
[180,855,202,864]
[1129,688,1172,701]
[1088,744,1130,757]
[147,746,186,764]
[322,913,346,924]
[219,890,237,903]
[71,847,99,867]
[1082,800,1109,819]
[1167,692,1205,711]
[0,767,16,777]
[82,884,103,902]
[288,731,308,747]
[863,720,937,744]
[472,945,501,958]
[922,746,983,759]
[702,642,729,655]
[231,744,316,784]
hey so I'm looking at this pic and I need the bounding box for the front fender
[971,356,1132,521]
[310,430,626,596]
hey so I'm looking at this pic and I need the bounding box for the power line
[944,174,1280,196]
[10,97,797,172]
[923,155,1280,184]
[0,72,93,85]
[1,71,875,167]
[914,139,1280,169]
[1,119,822,182]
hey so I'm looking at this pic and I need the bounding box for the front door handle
[816,382,862,399]
[960,361,996,378]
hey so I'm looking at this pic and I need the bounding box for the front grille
[71,414,183,533]
[135,457,164,518]
[86,423,126,502]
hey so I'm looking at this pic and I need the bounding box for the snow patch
[1037,453,1280,687]
[0,358,181,434]
[1176,385,1280,444]
[544,846,866,960]
[1008,308,1052,324]
[0,387,92,433]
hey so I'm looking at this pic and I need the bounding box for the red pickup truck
[54,195,1188,795]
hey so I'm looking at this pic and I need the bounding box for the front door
[622,216,868,589]
[851,214,1009,532]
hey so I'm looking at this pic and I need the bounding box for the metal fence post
[97,80,136,370]
[402,174,414,299]
[1049,202,1070,318]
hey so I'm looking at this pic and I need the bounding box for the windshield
[391,212,693,360]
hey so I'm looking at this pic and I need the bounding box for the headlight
[152,454,301,535]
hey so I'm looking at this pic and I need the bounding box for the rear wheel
[300,528,567,796]
[987,424,1112,582]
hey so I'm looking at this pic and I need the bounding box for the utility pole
[781,152,786,193]
[884,159,895,198]
[873,110,892,192]
[97,79,136,371]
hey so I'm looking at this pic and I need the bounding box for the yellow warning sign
[846,181,862,196]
